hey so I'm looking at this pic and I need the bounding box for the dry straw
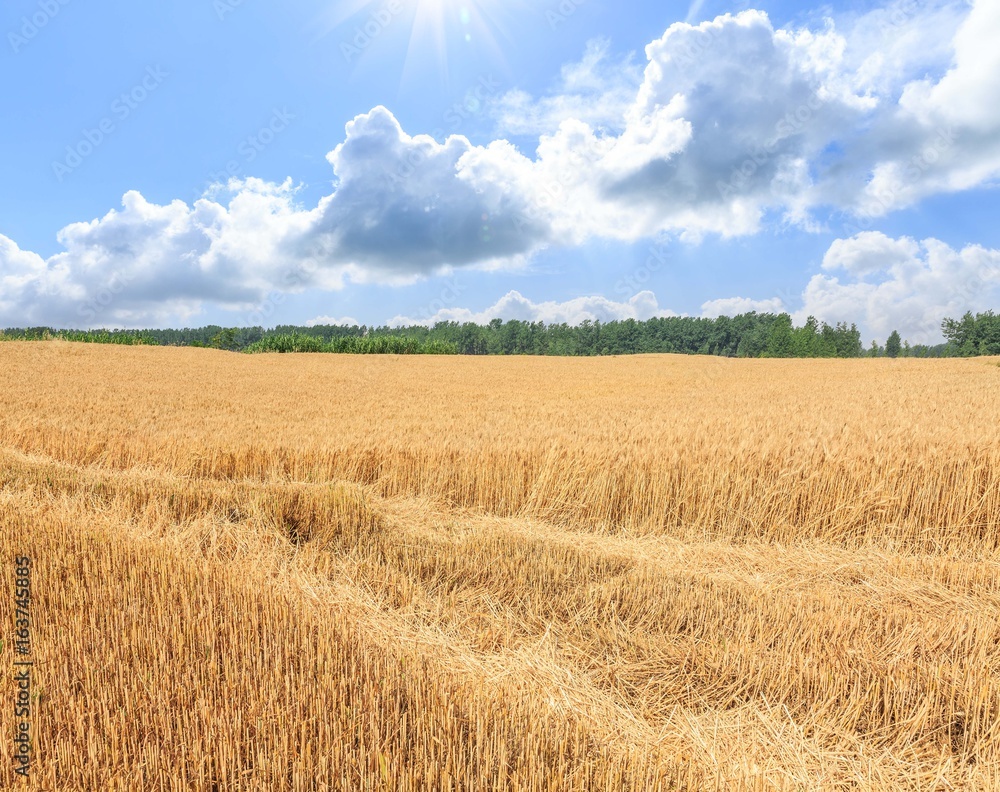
[1,343,998,790]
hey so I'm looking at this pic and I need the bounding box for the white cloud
[702,232,1000,344]
[685,0,708,25]
[387,289,675,327]
[0,111,550,327]
[314,107,550,274]
[305,315,360,327]
[491,38,642,136]
[475,10,870,243]
[837,0,1000,218]
[497,0,1000,233]
[700,296,785,318]
[3,1,1000,328]
[844,0,963,98]
[0,235,53,325]
[901,0,1000,133]
[0,180,322,328]
[802,233,1000,343]
[484,2,1000,241]
[821,231,920,277]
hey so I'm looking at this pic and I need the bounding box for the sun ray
[314,0,531,93]
[309,0,384,45]
[397,0,530,97]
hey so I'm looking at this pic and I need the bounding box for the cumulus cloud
[0,235,53,326]
[313,107,549,274]
[900,0,1000,133]
[387,289,675,327]
[305,315,360,327]
[491,38,642,136]
[821,232,920,277]
[475,9,871,243]
[700,296,785,318]
[0,107,553,327]
[838,0,1000,218]
[798,233,1000,343]
[842,0,963,98]
[307,0,1000,250]
[491,0,1000,235]
[3,0,1000,327]
[715,233,1000,344]
[1,181,317,327]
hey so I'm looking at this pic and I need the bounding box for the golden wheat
[1,342,999,790]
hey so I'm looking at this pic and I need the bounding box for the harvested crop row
[3,347,1000,547]
[1,344,998,789]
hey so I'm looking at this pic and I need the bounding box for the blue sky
[2,0,998,342]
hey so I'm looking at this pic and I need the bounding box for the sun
[319,0,518,83]
[410,0,490,66]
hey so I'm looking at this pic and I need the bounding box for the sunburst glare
[317,0,525,87]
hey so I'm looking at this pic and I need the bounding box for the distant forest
[4,310,1000,358]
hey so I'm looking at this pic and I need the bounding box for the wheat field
[1,342,999,790]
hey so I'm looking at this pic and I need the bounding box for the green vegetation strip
[4,309,1000,357]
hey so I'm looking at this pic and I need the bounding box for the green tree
[765,314,795,358]
[210,328,239,351]
[942,311,977,354]
[885,330,902,359]
[791,315,819,357]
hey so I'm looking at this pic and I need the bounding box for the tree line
[5,310,998,357]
